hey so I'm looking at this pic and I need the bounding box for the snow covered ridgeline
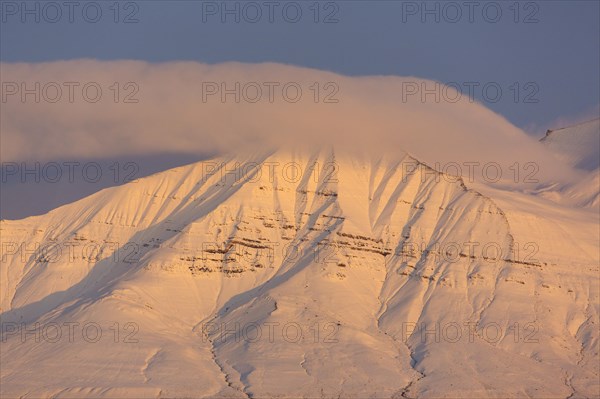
[0,147,598,398]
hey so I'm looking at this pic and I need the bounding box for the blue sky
[1,0,599,131]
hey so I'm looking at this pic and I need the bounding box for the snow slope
[539,119,600,208]
[1,146,598,398]
[541,118,600,172]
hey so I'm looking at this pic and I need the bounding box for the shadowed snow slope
[1,147,598,398]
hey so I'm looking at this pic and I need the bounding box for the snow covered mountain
[541,118,600,172]
[539,118,600,208]
[1,145,598,398]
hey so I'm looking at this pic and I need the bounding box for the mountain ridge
[1,146,598,398]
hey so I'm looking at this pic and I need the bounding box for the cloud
[523,103,600,137]
[0,59,583,188]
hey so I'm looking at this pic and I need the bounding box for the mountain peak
[1,144,598,398]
